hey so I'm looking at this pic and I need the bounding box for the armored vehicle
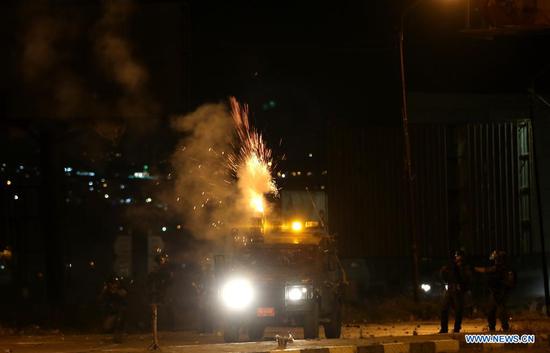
[215,221,346,342]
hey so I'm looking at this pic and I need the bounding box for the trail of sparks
[228,97,277,215]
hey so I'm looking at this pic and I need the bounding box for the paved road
[0,320,547,353]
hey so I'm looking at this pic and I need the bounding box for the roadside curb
[262,339,459,353]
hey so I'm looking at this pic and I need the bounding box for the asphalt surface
[0,321,547,353]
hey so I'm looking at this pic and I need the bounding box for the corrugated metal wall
[461,122,529,257]
[410,125,449,258]
[328,126,399,258]
[327,125,448,258]
[328,121,533,259]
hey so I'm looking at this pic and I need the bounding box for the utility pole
[399,0,422,302]
[465,0,471,29]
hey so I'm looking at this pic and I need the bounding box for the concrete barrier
[267,339,457,353]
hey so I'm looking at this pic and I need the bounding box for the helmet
[105,275,122,288]
[490,250,506,264]
[0,246,12,261]
[454,249,465,258]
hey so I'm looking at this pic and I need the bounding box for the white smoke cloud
[169,99,278,241]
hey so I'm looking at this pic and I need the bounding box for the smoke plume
[169,99,277,241]
[17,0,158,136]
[170,103,237,240]
[94,0,159,129]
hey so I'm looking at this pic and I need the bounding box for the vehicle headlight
[420,283,431,293]
[220,278,254,310]
[285,285,309,301]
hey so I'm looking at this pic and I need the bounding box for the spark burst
[228,97,277,215]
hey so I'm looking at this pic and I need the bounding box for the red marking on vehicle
[256,307,275,317]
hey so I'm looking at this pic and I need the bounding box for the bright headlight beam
[221,278,254,310]
[287,286,307,301]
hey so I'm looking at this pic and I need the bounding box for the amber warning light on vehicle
[291,221,303,232]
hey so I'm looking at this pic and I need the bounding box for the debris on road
[275,333,294,349]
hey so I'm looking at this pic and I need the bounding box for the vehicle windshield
[234,245,318,269]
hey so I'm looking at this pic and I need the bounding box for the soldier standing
[99,275,128,343]
[439,250,472,333]
[475,250,515,332]
[147,249,174,350]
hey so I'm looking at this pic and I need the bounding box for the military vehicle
[214,219,346,342]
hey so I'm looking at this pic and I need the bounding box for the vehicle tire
[223,322,240,342]
[303,303,320,339]
[248,324,265,341]
[323,301,342,339]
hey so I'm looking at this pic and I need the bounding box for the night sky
[3,1,550,154]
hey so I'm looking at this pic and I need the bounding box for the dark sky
[3,0,550,164]
[186,0,550,126]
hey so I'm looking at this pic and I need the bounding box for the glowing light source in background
[76,171,95,177]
